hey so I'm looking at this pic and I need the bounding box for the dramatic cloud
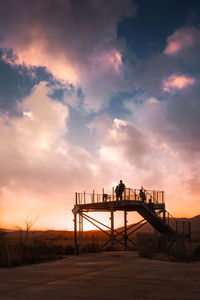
[125,96,200,216]
[163,26,200,68]
[162,74,195,93]
[1,84,154,229]
[0,83,98,228]
[93,111,200,216]
[164,27,196,55]
[125,25,200,184]
[0,2,200,230]
[0,0,136,110]
[1,81,200,229]
[136,26,200,100]
[148,97,159,104]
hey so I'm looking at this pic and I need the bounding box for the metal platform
[72,187,191,254]
[74,200,165,212]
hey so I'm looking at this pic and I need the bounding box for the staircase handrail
[164,210,177,222]
[162,209,191,237]
[129,188,140,201]
[143,189,152,197]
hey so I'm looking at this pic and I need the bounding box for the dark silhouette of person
[148,197,153,210]
[117,180,125,201]
[103,193,108,202]
[139,186,146,202]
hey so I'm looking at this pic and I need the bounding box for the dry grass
[137,232,200,262]
[0,229,108,267]
[1,229,200,267]
[0,230,74,267]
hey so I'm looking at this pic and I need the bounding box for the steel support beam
[101,217,147,249]
[110,210,114,250]
[80,212,128,248]
[188,222,191,238]
[81,212,127,239]
[163,209,166,223]
[79,213,83,253]
[124,210,127,251]
[74,213,78,255]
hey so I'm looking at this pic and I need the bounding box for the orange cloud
[164,27,195,55]
[148,97,159,104]
[162,74,195,93]
[106,50,122,71]
[0,0,136,111]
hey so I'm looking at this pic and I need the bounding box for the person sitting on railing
[139,186,146,202]
[116,180,125,201]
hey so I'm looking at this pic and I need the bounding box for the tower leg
[124,210,127,251]
[110,210,114,251]
[188,222,191,238]
[74,213,78,255]
[163,209,166,223]
[79,213,83,253]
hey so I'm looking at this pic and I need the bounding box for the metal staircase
[137,202,175,235]
[133,188,190,238]
[74,186,191,244]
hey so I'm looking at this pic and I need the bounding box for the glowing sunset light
[108,50,122,71]
[148,97,159,104]
[113,118,127,128]
[1,40,79,85]
[23,111,33,119]
[0,0,199,231]
[165,41,182,55]
[92,49,122,73]
[162,74,195,92]
[164,28,195,55]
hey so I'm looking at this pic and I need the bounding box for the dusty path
[0,252,199,300]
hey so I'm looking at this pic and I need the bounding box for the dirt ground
[0,251,199,300]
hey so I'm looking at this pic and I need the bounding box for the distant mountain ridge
[124,215,200,237]
[1,215,200,236]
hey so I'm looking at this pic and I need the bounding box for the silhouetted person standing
[139,186,146,202]
[103,193,108,202]
[115,185,119,201]
[117,180,125,201]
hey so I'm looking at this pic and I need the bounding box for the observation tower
[72,187,191,254]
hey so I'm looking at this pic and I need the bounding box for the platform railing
[75,188,165,205]
[128,188,164,204]
[164,210,191,237]
[75,190,190,237]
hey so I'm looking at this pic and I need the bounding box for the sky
[0,0,200,230]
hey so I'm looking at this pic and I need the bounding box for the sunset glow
[162,74,195,92]
[164,28,195,55]
[0,0,200,231]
